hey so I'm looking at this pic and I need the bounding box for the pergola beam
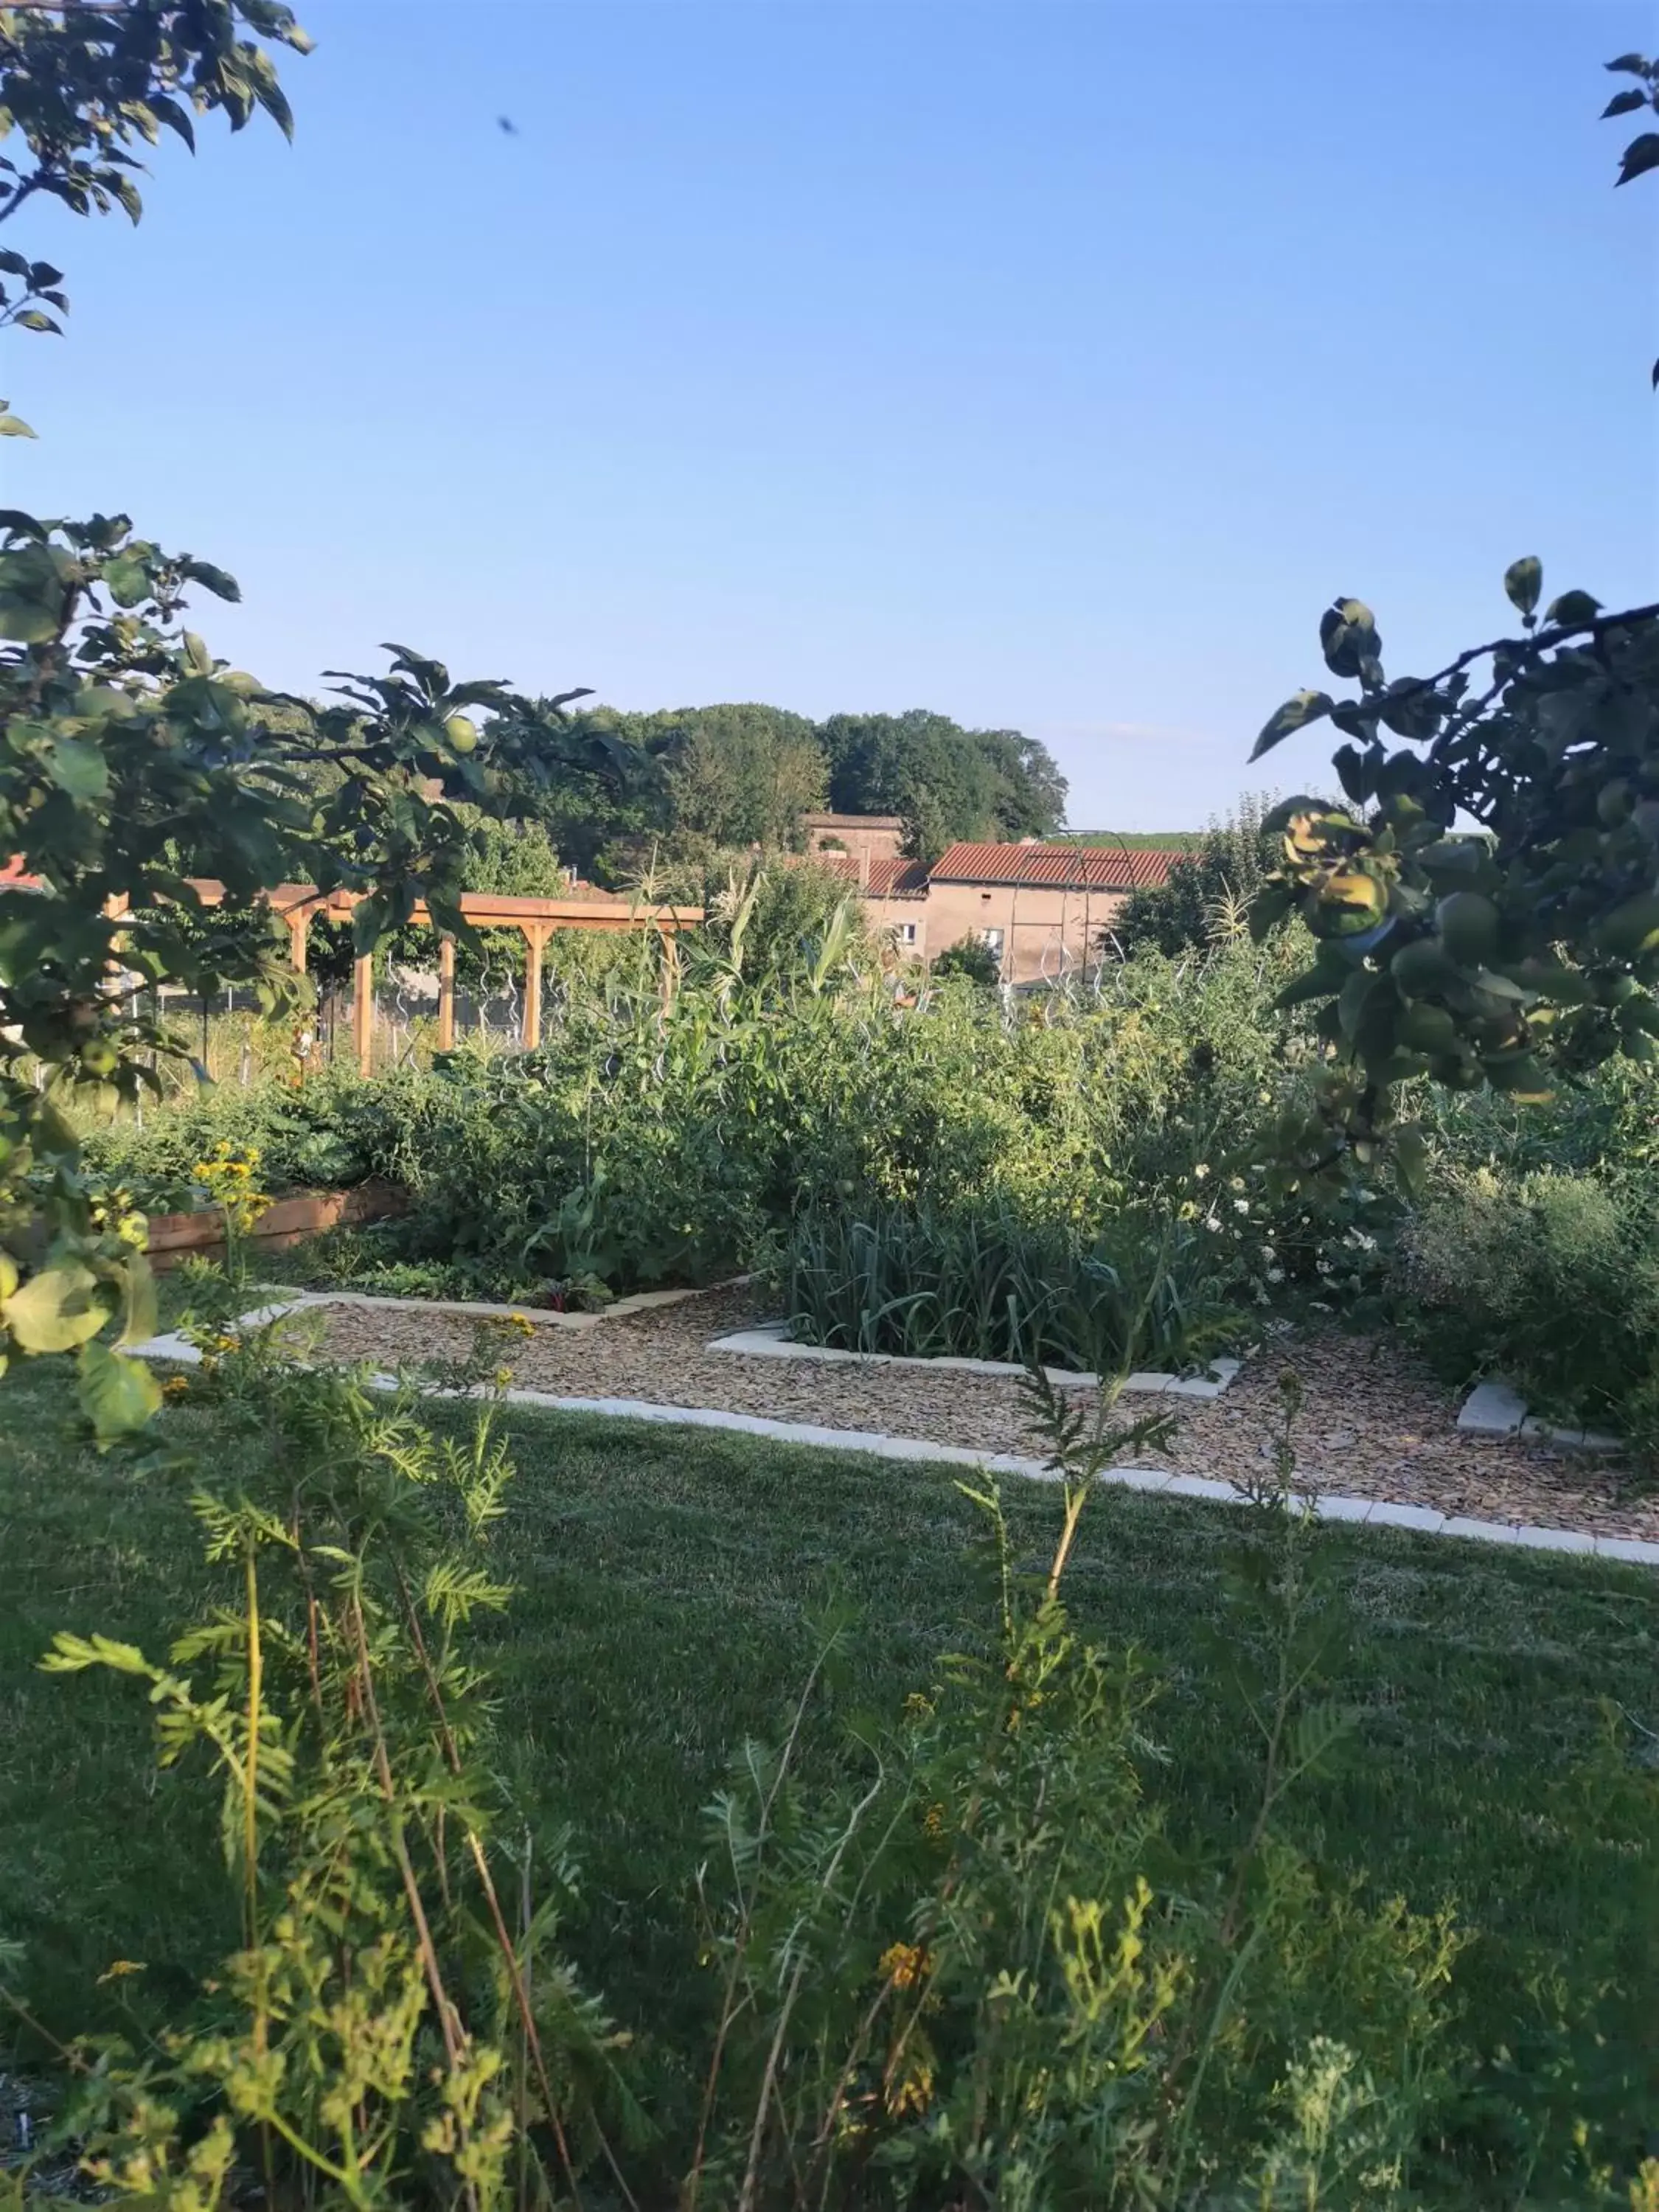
[169,882,703,1077]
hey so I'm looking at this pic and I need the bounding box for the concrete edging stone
[122,1298,1659,1570]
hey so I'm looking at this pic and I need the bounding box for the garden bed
[229,1285,1658,1544]
[145,1180,404,1270]
[706,1320,1245,1397]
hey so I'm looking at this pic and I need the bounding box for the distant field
[1048,829,1203,848]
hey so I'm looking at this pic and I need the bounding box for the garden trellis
[119,879,703,1074]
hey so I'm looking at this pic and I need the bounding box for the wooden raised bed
[145,1180,404,1270]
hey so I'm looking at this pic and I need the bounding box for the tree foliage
[0,9,618,1428]
[524,700,1071,880]
[1248,52,1659,1193]
[1113,797,1276,958]
[654,700,827,850]
[820,706,1067,858]
[0,0,314,317]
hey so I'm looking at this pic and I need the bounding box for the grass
[2,1349,1657,2184]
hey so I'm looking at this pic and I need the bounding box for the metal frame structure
[174,881,703,1073]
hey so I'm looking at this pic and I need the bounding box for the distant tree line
[498,700,1071,882]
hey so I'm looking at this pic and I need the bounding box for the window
[894,920,918,946]
[981,928,1004,956]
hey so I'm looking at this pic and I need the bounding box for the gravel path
[305,1289,1659,1543]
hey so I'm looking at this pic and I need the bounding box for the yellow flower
[886,2056,934,2117]
[97,1959,146,1985]
[878,1941,929,1991]
[162,1375,190,1402]
[922,1803,947,1838]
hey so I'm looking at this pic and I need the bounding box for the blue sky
[10,0,1657,830]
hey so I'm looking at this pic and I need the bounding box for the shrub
[930,933,1001,986]
[1399,1166,1659,1436]
[77,1062,419,1206]
[1112,794,1279,958]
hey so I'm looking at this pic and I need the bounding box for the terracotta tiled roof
[866,857,930,897]
[790,852,929,897]
[928,841,1181,891]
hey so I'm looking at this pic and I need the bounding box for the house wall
[863,894,930,959]
[802,815,905,872]
[920,880,1130,985]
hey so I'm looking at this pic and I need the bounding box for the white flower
[1203,1213,1222,1233]
[1265,1266,1285,1284]
[1194,1164,1210,1180]
[1233,1197,1249,1214]
[1260,1245,1276,1262]
[1230,1175,1246,1192]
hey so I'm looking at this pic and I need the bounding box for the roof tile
[927,841,1181,890]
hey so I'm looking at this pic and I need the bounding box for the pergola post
[437,933,456,1051]
[353,950,375,1077]
[521,922,548,1050]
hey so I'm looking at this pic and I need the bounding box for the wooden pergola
[177,880,703,1074]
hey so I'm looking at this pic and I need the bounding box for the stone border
[167,1277,751,1338]
[1457,1379,1622,1454]
[708,1321,1244,1400]
[126,1300,1659,1568]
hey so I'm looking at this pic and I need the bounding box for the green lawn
[2,1352,1657,2186]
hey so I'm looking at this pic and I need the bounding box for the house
[799,812,907,879]
[920,840,1177,984]
[790,827,1180,983]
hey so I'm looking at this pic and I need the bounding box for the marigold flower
[886,2057,934,2116]
[878,1941,928,1990]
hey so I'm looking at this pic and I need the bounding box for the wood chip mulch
[299,1289,1658,1543]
